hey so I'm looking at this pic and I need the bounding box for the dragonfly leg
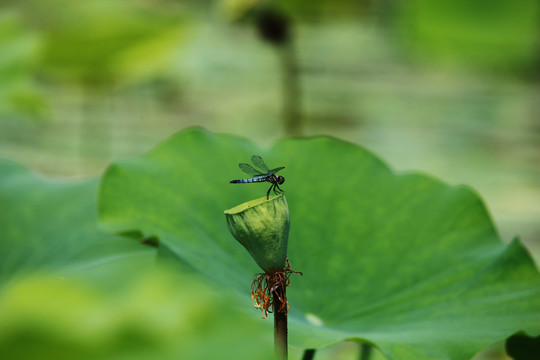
[266,184,273,200]
[272,183,284,195]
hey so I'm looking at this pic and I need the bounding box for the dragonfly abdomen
[230,175,269,184]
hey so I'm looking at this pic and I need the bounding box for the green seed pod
[224,194,289,272]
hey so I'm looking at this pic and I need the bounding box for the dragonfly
[230,155,285,199]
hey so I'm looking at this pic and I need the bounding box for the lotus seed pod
[224,194,289,272]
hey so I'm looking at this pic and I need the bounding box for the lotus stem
[302,349,316,360]
[274,287,288,359]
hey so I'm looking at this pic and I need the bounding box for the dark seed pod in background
[255,7,290,45]
[505,333,540,360]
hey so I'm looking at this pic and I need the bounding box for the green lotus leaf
[0,159,153,286]
[98,128,540,360]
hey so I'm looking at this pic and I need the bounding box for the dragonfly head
[277,176,285,185]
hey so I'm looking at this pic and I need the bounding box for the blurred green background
[1,0,539,359]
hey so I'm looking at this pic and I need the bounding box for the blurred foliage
[397,0,540,74]
[0,269,275,360]
[270,0,366,20]
[219,0,259,22]
[2,0,189,89]
[0,11,46,119]
[221,0,540,74]
[219,0,366,22]
[99,128,540,360]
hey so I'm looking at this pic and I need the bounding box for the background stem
[273,289,288,359]
[360,343,373,360]
[302,349,316,360]
[278,40,302,137]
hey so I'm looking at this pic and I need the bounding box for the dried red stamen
[251,258,302,318]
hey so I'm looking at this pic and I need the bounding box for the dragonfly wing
[239,163,264,176]
[251,155,270,173]
[268,166,285,174]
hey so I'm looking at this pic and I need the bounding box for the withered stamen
[250,258,302,318]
